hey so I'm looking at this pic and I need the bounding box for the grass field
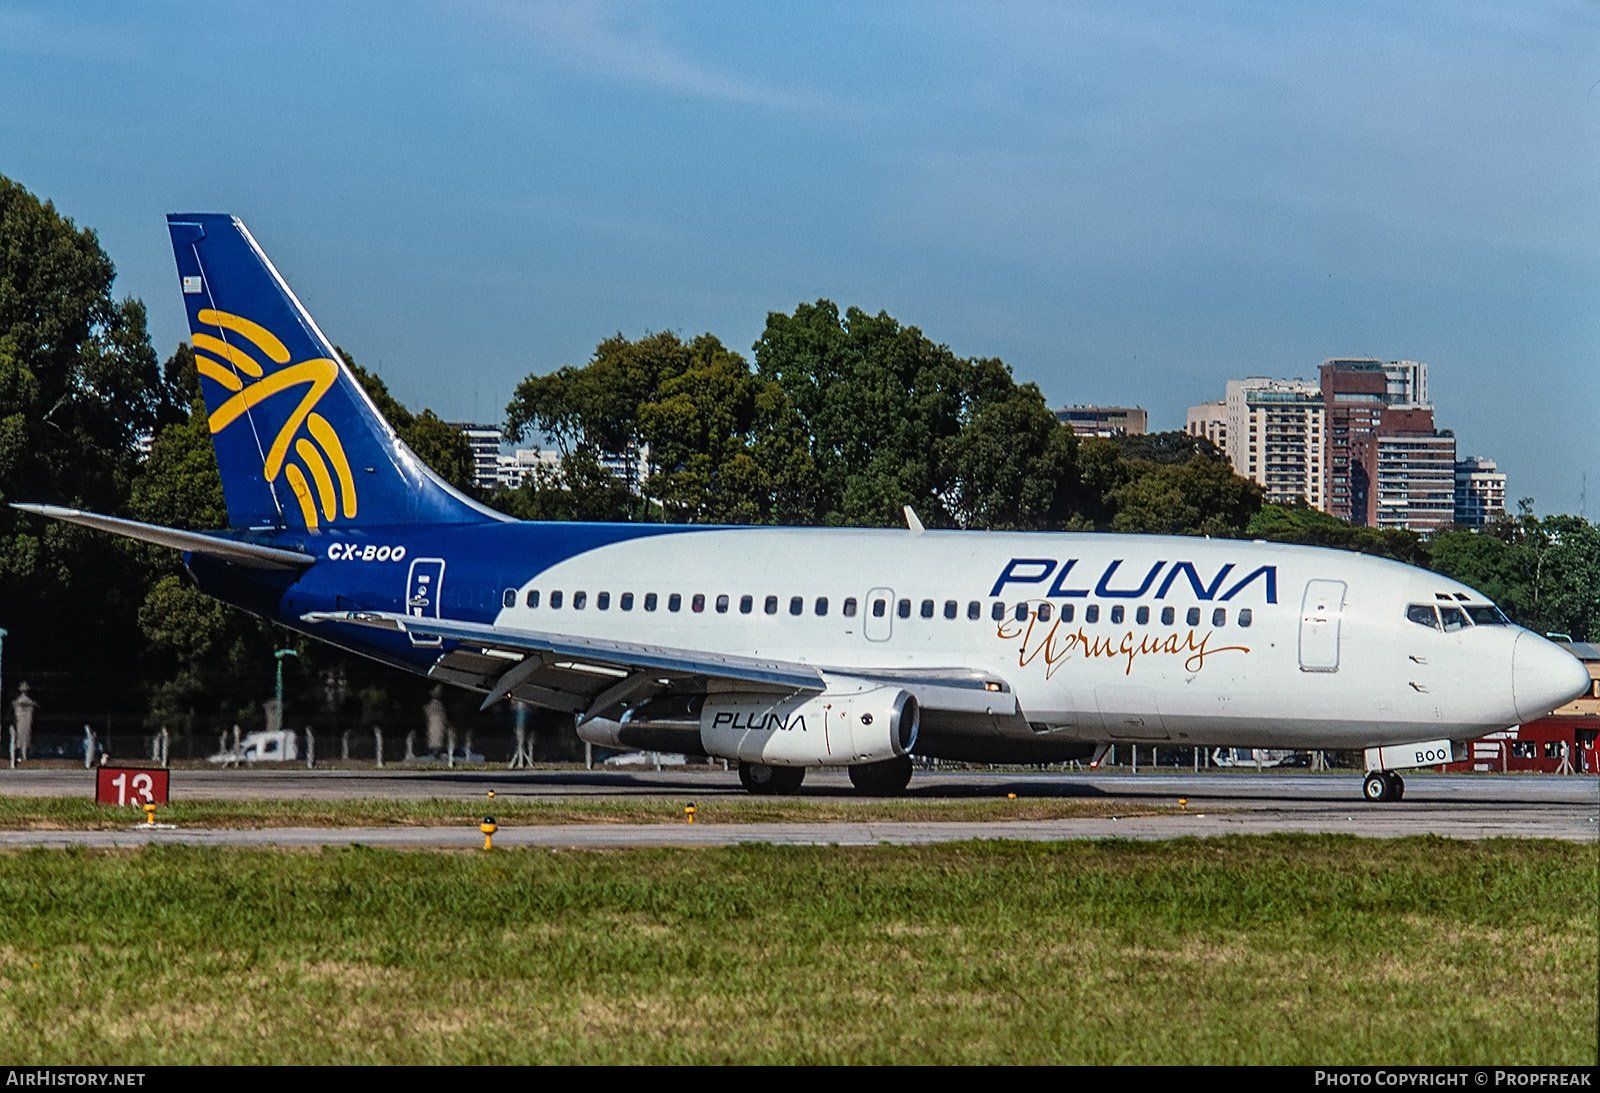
[0,836,1594,1064]
[0,794,1168,829]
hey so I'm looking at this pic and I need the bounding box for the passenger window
[526,590,540,608]
[691,594,705,613]
[1110,605,1124,624]
[597,592,610,610]
[920,599,934,619]
[967,601,980,620]
[1085,604,1100,623]
[1238,608,1252,628]
[715,594,729,614]
[668,593,682,612]
[1407,605,1440,629]
[766,595,779,615]
[1212,607,1225,627]
[815,597,828,616]
[620,592,633,611]
[1038,603,1052,622]
[739,594,753,614]
[873,599,887,618]
[898,599,912,619]
[644,593,657,611]
[502,589,516,608]
[1135,606,1149,625]
[551,591,564,609]
[1186,607,1201,627]
[843,597,857,617]
[1060,604,1074,623]
[944,600,957,620]
[790,596,804,616]
[1013,603,1028,621]
[1161,606,1174,626]
[991,602,1005,622]
[1439,607,1468,632]
[573,591,587,610]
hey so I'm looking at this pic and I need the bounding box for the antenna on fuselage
[903,505,925,536]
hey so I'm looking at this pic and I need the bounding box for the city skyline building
[1455,456,1508,529]
[1221,379,1325,508]
[1055,405,1148,438]
[448,422,505,493]
[1319,358,1431,525]
[1184,400,1227,453]
[1350,406,1457,533]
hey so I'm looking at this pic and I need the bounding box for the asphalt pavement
[1,766,1593,846]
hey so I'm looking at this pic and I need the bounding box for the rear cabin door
[405,558,445,647]
[1298,579,1346,672]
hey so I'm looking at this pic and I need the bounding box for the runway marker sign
[96,767,170,808]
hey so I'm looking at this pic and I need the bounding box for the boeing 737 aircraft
[15,215,1591,801]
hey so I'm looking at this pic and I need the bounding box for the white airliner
[17,214,1591,802]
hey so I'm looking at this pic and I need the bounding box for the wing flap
[303,610,828,693]
[303,610,1019,718]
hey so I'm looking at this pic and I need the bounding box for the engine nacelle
[700,677,919,766]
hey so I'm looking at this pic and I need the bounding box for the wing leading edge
[301,610,1017,724]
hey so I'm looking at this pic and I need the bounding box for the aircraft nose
[1512,631,1592,723]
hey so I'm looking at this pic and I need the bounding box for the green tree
[753,300,1084,528]
[1108,456,1263,536]
[1246,503,1429,565]
[340,349,477,493]
[940,374,1079,530]
[0,175,170,717]
[1430,515,1599,640]
[503,330,819,524]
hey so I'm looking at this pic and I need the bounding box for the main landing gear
[738,762,806,795]
[1362,770,1405,802]
[847,756,914,796]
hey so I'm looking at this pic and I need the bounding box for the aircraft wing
[302,609,1016,722]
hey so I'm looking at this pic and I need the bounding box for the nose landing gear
[1362,770,1405,802]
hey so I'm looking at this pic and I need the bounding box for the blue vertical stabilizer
[167,214,505,531]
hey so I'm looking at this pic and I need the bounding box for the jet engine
[699,677,919,766]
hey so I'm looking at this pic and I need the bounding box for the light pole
[0,628,9,768]
[274,648,298,733]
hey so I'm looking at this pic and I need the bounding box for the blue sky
[2,1,1596,514]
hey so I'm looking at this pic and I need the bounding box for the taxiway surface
[1,767,1593,846]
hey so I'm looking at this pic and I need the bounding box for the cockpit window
[1438,606,1469,632]
[1465,605,1511,626]
[1406,604,1440,629]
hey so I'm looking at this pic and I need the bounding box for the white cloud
[461,0,839,113]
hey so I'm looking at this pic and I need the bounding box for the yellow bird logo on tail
[192,308,357,530]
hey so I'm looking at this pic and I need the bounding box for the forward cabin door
[1298,579,1346,672]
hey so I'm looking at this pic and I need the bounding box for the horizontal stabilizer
[12,504,316,570]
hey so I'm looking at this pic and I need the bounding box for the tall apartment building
[1218,379,1325,508]
[1319,358,1430,524]
[1350,407,1457,533]
[446,423,506,492]
[1185,400,1227,453]
[1055,405,1148,438]
[1454,456,1507,528]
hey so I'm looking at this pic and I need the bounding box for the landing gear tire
[738,762,806,796]
[1363,771,1405,802]
[848,756,914,795]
